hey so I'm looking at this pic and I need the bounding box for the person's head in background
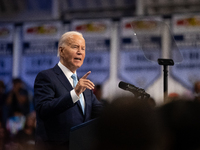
[166,92,180,103]
[17,88,29,105]
[57,31,85,73]
[146,97,156,108]
[95,96,167,150]
[12,78,24,93]
[157,99,200,150]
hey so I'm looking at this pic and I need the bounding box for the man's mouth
[74,58,81,61]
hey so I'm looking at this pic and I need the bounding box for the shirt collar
[58,61,76,79]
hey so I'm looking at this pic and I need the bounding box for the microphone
[118,81,150,98]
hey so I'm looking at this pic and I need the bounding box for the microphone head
[118,81,128,90]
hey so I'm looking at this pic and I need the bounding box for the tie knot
[71,74,76,80]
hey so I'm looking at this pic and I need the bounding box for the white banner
[21,21,64,89]
[171,14,200,89]
[71,19,111,84]
[0,24,14,85]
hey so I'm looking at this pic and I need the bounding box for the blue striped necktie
[71,74,85,114]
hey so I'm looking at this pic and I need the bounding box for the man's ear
[59,47,63,56]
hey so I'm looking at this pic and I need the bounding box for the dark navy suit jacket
[34,64,102,147]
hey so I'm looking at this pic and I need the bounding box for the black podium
[69,119,98,150]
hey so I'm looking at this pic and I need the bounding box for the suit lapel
[53,64,86,115]
[53,64,73,91]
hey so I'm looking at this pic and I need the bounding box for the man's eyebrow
[71,43,79,46]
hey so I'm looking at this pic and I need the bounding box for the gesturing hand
[74,71,94,96]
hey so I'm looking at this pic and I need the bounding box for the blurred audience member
[2,78,30,126]
[13,111,36,150]
[194,80,200,101]
[146,97,156,108]
[0,121,10,150]
[6,108,26,137]
[166,92,180,103]
[95,96,167,150]
[0,80,6,123]
[157,99,200,150]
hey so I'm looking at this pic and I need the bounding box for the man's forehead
[67,37,85,45]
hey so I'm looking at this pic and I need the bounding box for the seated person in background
[14,111,36,150]
[3,78,30,127]
[6,108,26,137]
[95,96,167,150]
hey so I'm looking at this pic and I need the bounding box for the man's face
[59,34,85,73]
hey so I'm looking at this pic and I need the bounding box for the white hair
[57,31,83,57]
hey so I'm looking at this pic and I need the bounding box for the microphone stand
[157,59,174,102]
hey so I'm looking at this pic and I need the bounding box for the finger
[83,79,95,87]
[79,79,95,89]
[84,80,95,89]
[84,82,95,90]
[82,71,91,79]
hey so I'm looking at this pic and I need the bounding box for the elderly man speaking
[34,31,103,150]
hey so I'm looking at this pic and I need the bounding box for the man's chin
[75,65,82,69]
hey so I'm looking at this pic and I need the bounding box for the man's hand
[74,71,95,96]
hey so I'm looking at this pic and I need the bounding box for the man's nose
[77,48,82,54]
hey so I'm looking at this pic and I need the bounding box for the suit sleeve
[34,71,74,119]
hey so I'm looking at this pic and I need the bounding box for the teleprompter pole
[158,59,174,102]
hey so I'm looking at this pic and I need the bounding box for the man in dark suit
[34,31,103,150]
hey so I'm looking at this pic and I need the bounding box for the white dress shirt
[58,61,85,106]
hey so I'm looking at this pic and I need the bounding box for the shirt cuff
[70,89,80,103]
